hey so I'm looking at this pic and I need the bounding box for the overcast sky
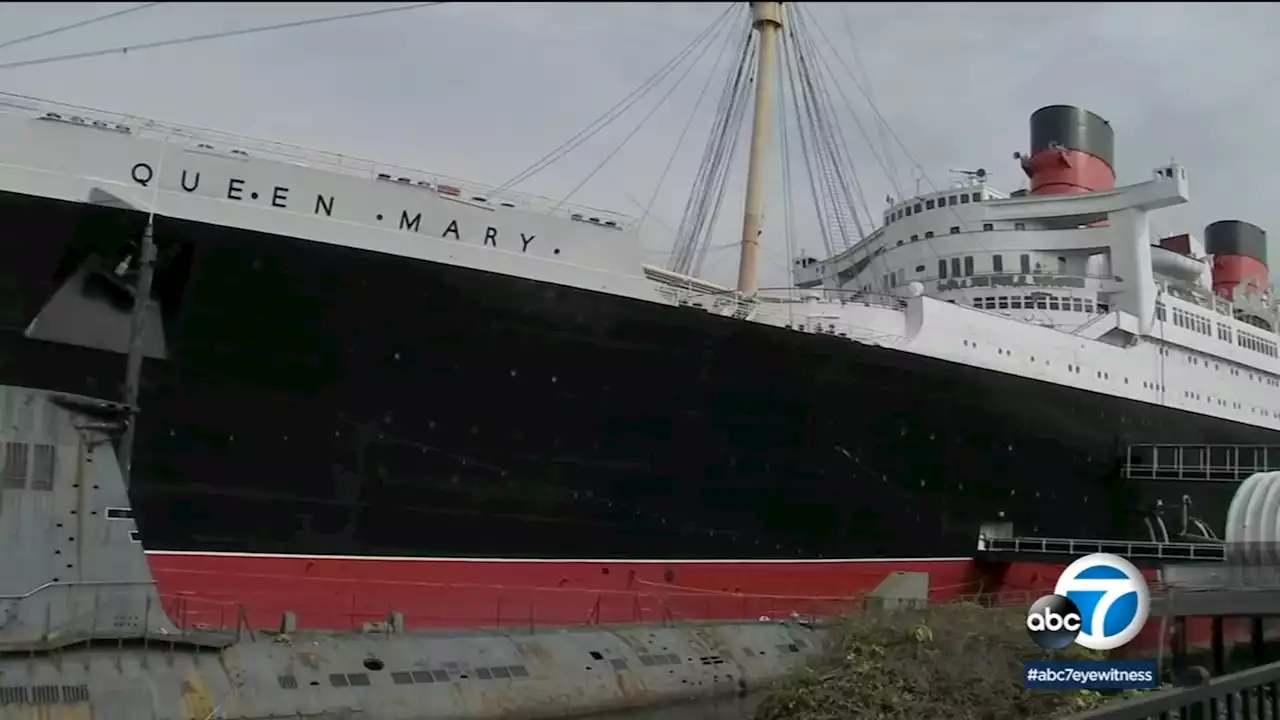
[2,2,1278,288]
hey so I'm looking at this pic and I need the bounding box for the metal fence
[1065,659,1280,719]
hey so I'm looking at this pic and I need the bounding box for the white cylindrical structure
[736,2,784,296]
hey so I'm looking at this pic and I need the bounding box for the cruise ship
[0,2,1275,630]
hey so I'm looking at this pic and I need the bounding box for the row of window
[1156,301,1280,359]
[972,295,1105,314]
[1168,306,1212,337]
[874,252,1072,291]
[885,191,986,225]
[1239,330,1279,358]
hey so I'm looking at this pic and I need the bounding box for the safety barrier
[1065,659,1280,719]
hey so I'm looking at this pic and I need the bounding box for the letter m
[399,211,422,232]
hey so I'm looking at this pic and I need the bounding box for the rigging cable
[637,15,743,236]
[792,5,885,235]
[668,24,754,275]
[0,2,451,71]
[792,8,873,240]
[789,10,867,248]
[0,1,167,53]
[780,26,837,259]
[839,4,903,199]
[496,3,737,193]
[777,27,799,304]
[803,4,995,279]
[551,7,738,211]
[678,30,753,275]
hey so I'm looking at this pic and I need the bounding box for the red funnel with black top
[1206,220,1268,299]
[1022,105,1116,196]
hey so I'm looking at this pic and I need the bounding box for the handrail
[1064,659,1280,719]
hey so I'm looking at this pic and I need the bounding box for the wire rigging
[839,4,903,198]
[637,14,743,236]
[665,18,754,276]
[0,2,450,71]
[0,1,167,54]
[553,9,739,211]
[496,3,737,193]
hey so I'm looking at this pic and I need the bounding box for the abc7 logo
[1026,553,1150,651]
[1026,595,1084,650]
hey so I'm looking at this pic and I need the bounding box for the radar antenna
[948,167,988,186]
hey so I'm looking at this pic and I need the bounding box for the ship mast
[735,1,783,296]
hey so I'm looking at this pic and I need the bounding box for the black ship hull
[0,189,1271,563]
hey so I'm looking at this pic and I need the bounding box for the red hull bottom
[144,552,1251,657]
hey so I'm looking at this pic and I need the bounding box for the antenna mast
[735,1,784,296]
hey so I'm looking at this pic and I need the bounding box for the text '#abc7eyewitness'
[1025,552,1150,652]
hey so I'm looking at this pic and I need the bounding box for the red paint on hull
[145,552,989,630]
[144,553,1251,657]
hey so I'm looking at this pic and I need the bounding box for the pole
[735,1,784,296]
[118,219,156,488]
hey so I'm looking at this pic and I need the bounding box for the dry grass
[754,604,1125,720]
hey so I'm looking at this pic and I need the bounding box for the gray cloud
[2,2,1277,288]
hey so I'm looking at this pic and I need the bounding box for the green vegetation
[755,604,1135,720]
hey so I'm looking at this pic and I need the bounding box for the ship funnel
[1021,105,1116,196]
[1205,220,1269,299]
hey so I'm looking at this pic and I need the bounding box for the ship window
[909,235,918,242]
[1015,222,1026,230]
[106,507,134,520]
[2,442,28,489]
[983,223,994,231]
[914,203,923,213]
[972,192,982,202]
[915,265,926,273]
[950,226,960,234]
[1072,299,1083,312]
[961,194,971,204]
[1058,256,1067,273]
[925,231,934,239]
[1049,299,1061,310]
[884,215,891,225]
[948,195,958,206]
[927,199,936,209]
[992,255,1003,272]
[951,258,961,277]
[938,259,948,279]
[998,296,1009,309]
[906,206,913,216]
[31,444,54,491]
[1020,254,1031,273]
[1011,297,1023,309]
[897,239,905,246]
[1084,301,1094,313]
[1036,297,1048,309]
[963,256,974,276]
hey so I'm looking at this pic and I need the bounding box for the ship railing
[977,534,1227,563]
[0,91,633,228]
[1124,443,1280,481]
